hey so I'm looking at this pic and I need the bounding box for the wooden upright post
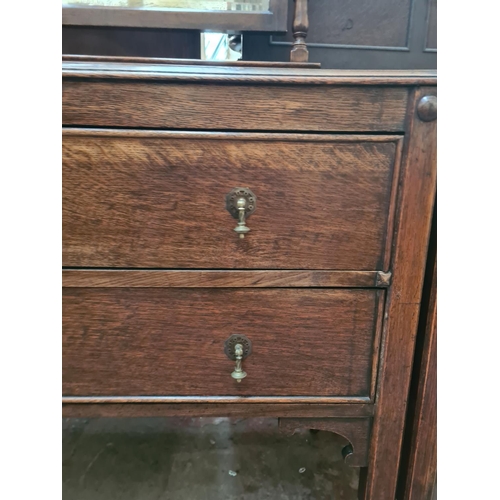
[290,0,309,62]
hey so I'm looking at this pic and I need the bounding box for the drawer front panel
[63,131,401,270]
[63,288,382,398]
[62,80,409,132]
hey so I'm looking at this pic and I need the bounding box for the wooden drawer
[63,288,383,399]
[62,68,411,132]
[63,130,401,270]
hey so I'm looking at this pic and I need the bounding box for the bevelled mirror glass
[62,0,287,32]
[63,1,270,12]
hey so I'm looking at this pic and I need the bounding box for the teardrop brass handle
[225,188,257,239]
[231,344,247,382]
[224,334,252,383]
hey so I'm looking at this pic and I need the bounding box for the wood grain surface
[60,61,437,500]
[62,396,371,404]
[274,0,413,48]
[63,288,382,398]
[62,54,321,68]
[62,61,437,84]
[63,131,400,270]
[62,270,389,288]
[62,79,409,131]
[62,402,374,419]
[398,225,437,500]
[362,87,437,500]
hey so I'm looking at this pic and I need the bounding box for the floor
[63,417,359,500]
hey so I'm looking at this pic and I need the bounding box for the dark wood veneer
[62,54,321,68]
[361,87,436,499]
[63,131,401,270]
[63,288,383,399]
[61,60,437,500]
[398,209,437,500]
[63,81,410,132]
[62,270,391,288]
[62,402,374,418]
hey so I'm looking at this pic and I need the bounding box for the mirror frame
[62,0,288,32]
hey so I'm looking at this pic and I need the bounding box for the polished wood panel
[62,54,321,68]
[62,61,436,84]
[62,402,374,418]
[425,0,437,51]
[63,131,400,270]
[62,270,390,288]
[276,0,412,48]
[62,82,410,132]
[63,395,371,404]
[63,288,382,398]
[362,87,437,500]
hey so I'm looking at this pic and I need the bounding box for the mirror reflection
[62,0,270,12]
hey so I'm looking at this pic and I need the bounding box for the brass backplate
[224,334,252,360]
[225,188,257,220]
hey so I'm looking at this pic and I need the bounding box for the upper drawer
[62,80,409,132]
[63,130,401,270]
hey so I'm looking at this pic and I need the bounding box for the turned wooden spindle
[290,0,309,63]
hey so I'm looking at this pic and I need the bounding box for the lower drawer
[63,288,383,399]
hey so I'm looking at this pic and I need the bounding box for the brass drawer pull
[231,344,247,382]
[224,334,252,383]
[225,188,257,239]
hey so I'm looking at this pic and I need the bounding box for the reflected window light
[62,1,270,12]
[201,33,242,61]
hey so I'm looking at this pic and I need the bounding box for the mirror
[62,0,287,32]
[63,1,270,12]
